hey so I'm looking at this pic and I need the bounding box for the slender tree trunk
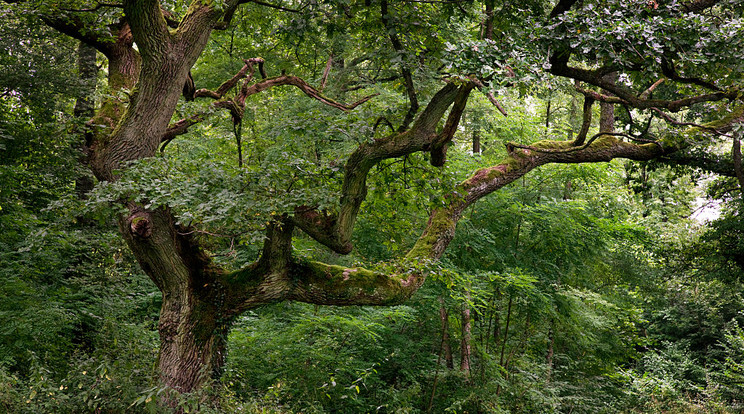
[599,72,617,134]
[460,293,472,375]
[472,129,481,154]
[498,296,512,377]
[438,297,454,369]
[495,294,512,396]
[73,41,98,199]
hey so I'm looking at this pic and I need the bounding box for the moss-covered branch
[287,261,424,306]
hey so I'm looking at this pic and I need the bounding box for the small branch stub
[129,212,153,238]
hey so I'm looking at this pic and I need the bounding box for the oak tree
[7,0,743,396]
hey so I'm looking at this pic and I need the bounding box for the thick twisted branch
[291,82,462,253]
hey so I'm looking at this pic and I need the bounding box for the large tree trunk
[79,5,233,393]
[119,208,232,392]
[157,296,229,393]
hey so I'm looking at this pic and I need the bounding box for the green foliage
[542,0,744,87]
[223,302,430,413]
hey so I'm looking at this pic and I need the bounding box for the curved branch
[660,58,720,91]
[238,75,378,112]
[224,108,744,311]
[551,57,741,113]
[254,108,744,310]
[40,14,114,54]
[292,82,461,253]
[547,0,740,114]
[651,107,732,136]
[470,77,507,116]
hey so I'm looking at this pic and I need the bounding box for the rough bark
[599,72,617,134]
[599,100,615,133]
[473,129,481,154]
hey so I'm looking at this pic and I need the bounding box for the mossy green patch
[300,261,414,304]
[531,139,573,150]
[406,209,456,260]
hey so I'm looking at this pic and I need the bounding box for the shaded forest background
[2,1,744,413]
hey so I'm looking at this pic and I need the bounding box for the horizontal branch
[40,14,115,55]
[287,261,424,306]
[661,58,720,91]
